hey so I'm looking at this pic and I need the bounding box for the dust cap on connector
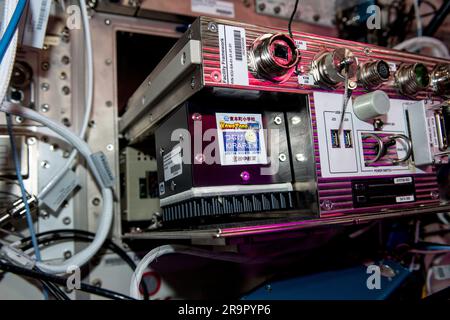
[353,90,390,121]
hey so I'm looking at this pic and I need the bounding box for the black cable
[424,0,450,36]
[288,0,300,40]
[19,229,150,299]
[41,280,70,300]
[0,260,135,300]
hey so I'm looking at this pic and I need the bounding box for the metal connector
[0,195,38,227]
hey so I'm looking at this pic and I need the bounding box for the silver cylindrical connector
[249,33,299,82]
[395,63,430,97]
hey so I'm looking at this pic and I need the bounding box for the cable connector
[0,244,35,269]
[0,195,38,227]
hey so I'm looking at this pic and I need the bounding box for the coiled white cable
[394,36,450,58]
[1,102,113,274]
[130,244,253,299]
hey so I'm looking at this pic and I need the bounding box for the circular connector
[249,33,299,82]
[395,63,430,97]
[10,61,33,89]
[431,63,450,97]
[311,48,358,88]
[357,60,390,89]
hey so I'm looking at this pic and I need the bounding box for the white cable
[0,0,19,104]
[437,212,450,225]
[413,0,422,37]
[394,36,450,58]
[37,0,94,201]
[0,102,113,274]
[130,245,253,299]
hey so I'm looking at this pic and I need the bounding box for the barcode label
[218,25,249,86]
[233,30,243,61]
[163,145,183,181]
[21,0,52,48]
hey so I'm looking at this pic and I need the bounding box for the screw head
[278,153,287,162]
[291,116,301,125]
[431,190,439,200]
[40,210,49,219]
[295,153,306,162]
[27,137,37,145]
[41,83,50,91]
[104,19,111,25]
[207,22,218,32]
[40,104,49,113]
[40,160,50,169]
[192,113,202,121]
[240,171,251,182]
[170,180,176,191]
[320,200,334,211]
[61,56,70,65]
[92,197,101,206]
[106,144,114,151]
[63,217,71,225]
[274,116,282,125]
[63,250,72,260]
[62,86,71,95]
[195,153,205,163]
[41,62,50,71]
